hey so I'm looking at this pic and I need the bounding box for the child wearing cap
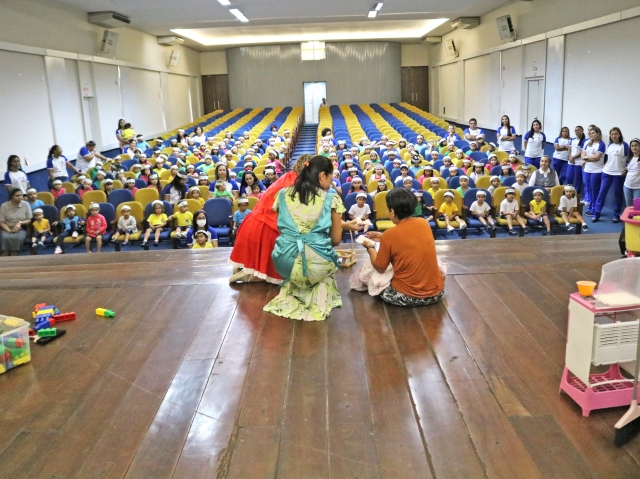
[430,150,441,164]
[192,230,214,249]
[349,192,371,234]
[469,190,496,231]
[50,179,66,200]
[439,191,466,232]
[92,170,107,190]
[139,165,152,185]
[558,185,588,232]
[173,200,193,239]
[418,166,434,184]
[499,165,513,183]
[520,163,533,183]
[486,154,500,172]
[461,158,473,175]
[262,169,277,189]
[372,164,387,183]
[147,174,162,195]
[212,180,234,203]
[85,203,107,252]
[525,189,553,235]
[125,178,138,195]
[466,141,479,155]
[456,176,471,197]
[232,198,251,240]
[372,179,388,198]
[488,176,501,194]
[188,186,206,206]
[142,200,169,247]
[470,163,486,183]
[30,208,51,249]
[54,205,85,254]
[500,189,528,236]
[513,171,528,194]
[427,177,441,197]
[347,177,366,195]
[114,205,138,245]
[394,165,411,186]
[26,188,45,211]
[447,166,459,180]
[77,178,94,199]
[345,167,360,183]
[199,155,215,174]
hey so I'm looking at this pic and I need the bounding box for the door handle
[415,93,418,101]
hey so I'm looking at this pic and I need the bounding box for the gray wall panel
[227,42,401,109]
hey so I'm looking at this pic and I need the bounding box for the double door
[202,74,230,113]
[401,66,429,112]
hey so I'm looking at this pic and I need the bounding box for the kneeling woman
[264,155,359,321]
[360,188,445,307]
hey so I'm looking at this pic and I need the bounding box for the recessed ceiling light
[374,2,384,11]
[368,10,378,18]
[217,0,231,5]
[229,8,249,22]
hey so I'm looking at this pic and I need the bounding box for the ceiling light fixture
[368,10,378,18]
[217,0,231,5]
[229,8,249,22]
[374,2,384,11]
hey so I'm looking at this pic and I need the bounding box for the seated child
[85,203,107,253]
[488,175,501,194]
[427,177,441,197]
[212,180,234,203]
[486,154,500,172]
[409,156,423,175]
[447,165,459,179]
[191,229,214,249]
[199,155,215,174]
[262,168,277,189]
[430,150,441,164]
[232,198,251,241]
[499,164,513,183]
[470,163,486,183]
[513,171,527,194]
[348,177,366,195]
[50,179,66,200]
[54,204,85,254]
[558,185,588,232]
[500,188,528,236]
[173,200,193,239]
[469,190,496,230]
[125,177,138,195]
[466,141,479,155]
[486,142,497,156]
[521,163,533,183]
[189,186,206,206]
[142,200,169,247]
[394,164,411,186]
[439,191,466,232]
[31,208,51,249]
[461,158,473,175]
[92,170,107,190]
[525,188,552,235]
[26,188,44,211]
[348,192,371,234]
[77,177,94,199]
[249,183,263,200]
[345,167,359,183]
[371,164,387,183]
[110,156,124,173]
[113,204,137,245]
[418,165,434,184]
[372,179,388,198]
[456,176,470,197]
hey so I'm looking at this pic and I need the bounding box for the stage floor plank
[1,233,640,478]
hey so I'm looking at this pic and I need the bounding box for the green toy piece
[37,328,57,338]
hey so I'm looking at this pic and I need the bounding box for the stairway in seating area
[291,123,318,158]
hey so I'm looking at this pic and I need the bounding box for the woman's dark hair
[193,209,208,225]
[87,140,97,148]
[587,126,602,147]
[117,119,125,130]
[214,163,229,181]
[7,155,21,171]
[321,128,332,137]
[48,145,61,158]
[385,188,417,220]
[501,115,511,130]
[528,119,542,139]
[290,155,333,205]
[559,126,570,138]
[9,187,23,200]
[240,171,262,193]
[168,174,187,199]
[628,139,640,160]
[609,127,624,144]
[195,126,203,134]
[575,125,586,143]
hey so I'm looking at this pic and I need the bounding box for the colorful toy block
[4,338,24,348]
[95,308,115,318]
[37,328,57,338]
[33,319,55,332]
[53,312,76,322]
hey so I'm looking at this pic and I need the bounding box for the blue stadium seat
[204,198,232,244]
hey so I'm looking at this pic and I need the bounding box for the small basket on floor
[336,232,356,268]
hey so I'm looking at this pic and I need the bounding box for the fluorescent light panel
[217,0,230,5]
[229,8,249,22]
[374,3,384,11]
[368,10,378,18]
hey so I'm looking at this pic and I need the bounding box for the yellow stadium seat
[433,189,464,229]
[37,192,55,206]
[115,201,144,242]
[373,191,395,231]
[493,187,521,227]
[160,169,173,180]
[112,180,123,189]
[367,179,393,193]
[134,188,160,206]
[81,190,107,210]
[232,196,258,214]
[55,204,86,244]
[475,176,491,189]
[62,182,76,194]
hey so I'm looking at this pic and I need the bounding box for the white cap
[488,153,497,159]
[506,188,516,194]
[444,191,454,198]
[459,175,469,180]
[356,192,368,199]
[348,167,358,172]
[177,200,188,208]
[430,177,440,183]
[516,171,525,177]
[476,190,486,197]
[121,205,131,211]
[89,203,100,211]
[65,204,76,211]
[238,198,249,204]
[33,208,43,214]
[490,175,500,182]
[151,200,163,206]
[533,188,545,195]
[52,179,62,186]
[126,178,136,184]
[564,184,575,191]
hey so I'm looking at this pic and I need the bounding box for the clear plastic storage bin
[0,315,31,374]
[596,258,640,308]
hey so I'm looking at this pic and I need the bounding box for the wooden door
[401,66,429,112]
[201,74,230,113]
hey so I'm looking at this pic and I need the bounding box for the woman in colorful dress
[264,155,358,321]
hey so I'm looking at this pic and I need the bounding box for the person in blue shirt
[464,118,484,142]
[581,126,607,218]
[592,127,629,222]
[25,188,44,211]
[76,141,108,172]
[184,210,219,248]
[135,134,150,151]
[232,198,251,241]
[438,125,461,147]
[523,119,547,169]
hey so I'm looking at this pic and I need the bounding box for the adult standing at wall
[552,127,572,185]
[582,126,606,217]
[4,155,29,194]
[624,138,640,206]
[46,145,77,189]
[497,115,517,152]
[523,119,546,169]
[592,127,629,222]
[76,141,108,173]
[464,118,484,142]
[566,126,587,195]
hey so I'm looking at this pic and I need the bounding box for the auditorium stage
[0,233,638,478]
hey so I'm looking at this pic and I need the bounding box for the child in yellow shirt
[31,208,51,249]
[188,186,206,207]
[142,200,168,247]
[191,230,213,249]
[525,188,552,235]
[173,200,193,238]
[438,191,466,232]
[427,177,441,197]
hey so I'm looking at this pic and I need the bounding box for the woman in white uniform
[497,115,517,152]
[581,126,606,218]
[523,119,546,169]
[566,126,587,196]
[624,138,640,207]
[592,127,629,222]
[552,127,572,184]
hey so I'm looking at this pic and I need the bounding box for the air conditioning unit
[422,36,442,44]
[451,17,480,30]
[88,12,131,29]
[157,36,185,46]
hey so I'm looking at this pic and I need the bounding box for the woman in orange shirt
[359,188,445,306]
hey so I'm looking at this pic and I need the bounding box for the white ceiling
[56,0,511,50]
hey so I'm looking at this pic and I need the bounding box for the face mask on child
[197,219,207,227]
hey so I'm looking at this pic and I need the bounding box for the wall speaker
[169,50,181,67]
[99,30,119,56]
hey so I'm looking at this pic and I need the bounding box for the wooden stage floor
[0,233,638,478]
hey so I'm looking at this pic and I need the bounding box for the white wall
[200,51,228,75]
[401,44,429,67]
[429,1,640,140]
[0,0,204,175]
